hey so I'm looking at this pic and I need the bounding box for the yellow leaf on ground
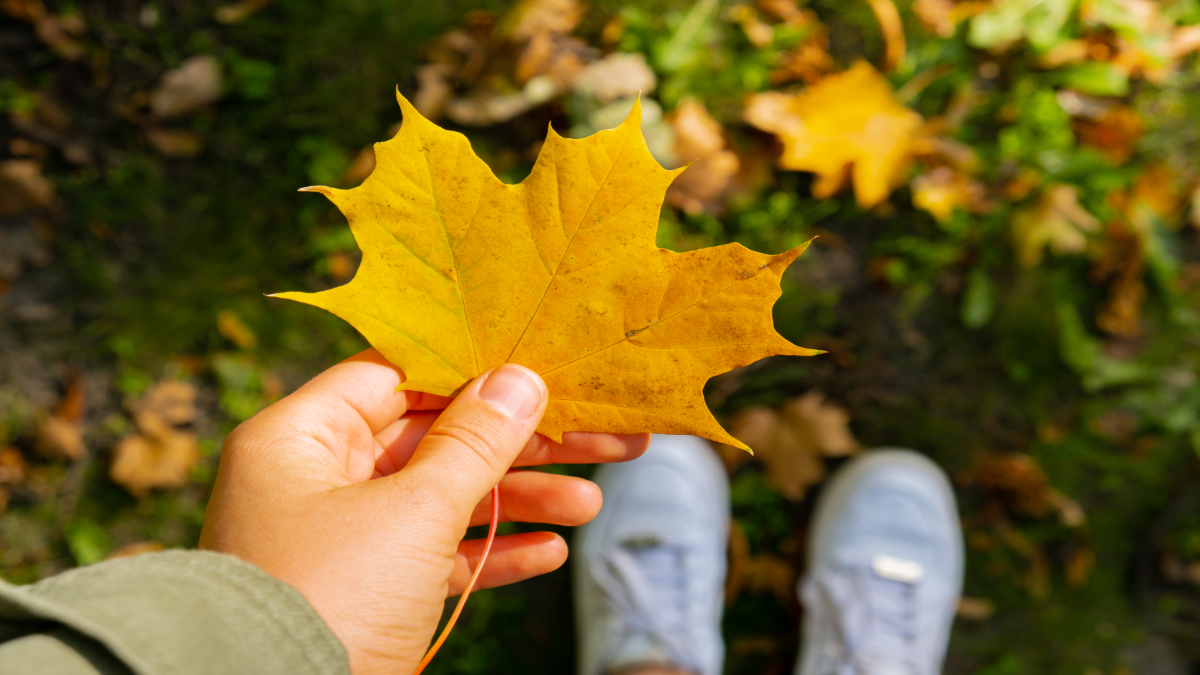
[912,166,984,223]
[744,61,924,208]
[1011,184,1099,266]
[279,94,817,448]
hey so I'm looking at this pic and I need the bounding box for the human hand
[198,349,648,675]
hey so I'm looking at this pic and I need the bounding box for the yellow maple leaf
[744,61,923,208]
[278,93,817,448]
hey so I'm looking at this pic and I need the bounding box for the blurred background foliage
[4,0,1200,673]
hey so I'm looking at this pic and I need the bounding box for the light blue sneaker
[796,449,963,675]
[574,435,730,675]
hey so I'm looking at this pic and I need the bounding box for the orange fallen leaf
[279,94,817,448]
[1011,184,1099,266]
[111,380,199,496]
[1075,105,1143,164]
[35,371,87,460]
[744,61,924,208]
[217,309,257,350]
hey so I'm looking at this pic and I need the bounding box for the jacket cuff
[0,550,349,675]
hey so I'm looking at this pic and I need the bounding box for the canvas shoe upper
[574,434,730,675]
[797,450,963,675]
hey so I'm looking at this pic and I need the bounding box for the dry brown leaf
[1089,223,1146,338]
[955,596,996,620]
[770,41,836,85]
[214,0,273,24]
[34,372,86,460]
[572,52,657,104]
[35,414,85,460]
[217,309,258,350]
[150,55,223,119]
[500,0,586,41]
[111,431,198,496]
[111,380,199,496]
[975,454,1086,527]
[1075,105,1143,164]
[1011,184,1099,266]
[145,128,203,158]
[666,98,740,215]
[744,61,923,208]
[0,447,29,485]
[0,159,55,217]
[412,64,454,120]
[106,541,167,559]
[721,391,859,501]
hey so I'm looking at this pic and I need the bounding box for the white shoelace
[803,566,922,675]
[591,541,702,674]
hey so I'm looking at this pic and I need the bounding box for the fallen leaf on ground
[500,0,586,40]
[911,166,984,223]
[865,0,906,71]
[1011,184,1099,266]
[217,309,258,350]
[0,159,55,216]
[975,454,1086,527]
[35,372,86,460]
[666,98,740,215]
[1090,224,1146,338]
[0,447,28,485]
[150,55,223,119]
[215,0,273,24]
[955,596,996,620]
[744,61,923,208]
[111,380,199,496]
[279,95,817,447]
[1075,105,1143,164]
[913,0,990,38]
[718,391,859,500]
[145,128,203,158]
[572,52,656,104]
[729,5,774,47]
[726,521,796,604]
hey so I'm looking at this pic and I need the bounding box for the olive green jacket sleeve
[0,550,350,675]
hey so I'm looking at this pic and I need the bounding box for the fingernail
[478,364,545,419]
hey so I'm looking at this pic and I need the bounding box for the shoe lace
[803,566,922,675]
[591,540,700,673]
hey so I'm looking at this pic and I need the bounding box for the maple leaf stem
[413,484,500,675]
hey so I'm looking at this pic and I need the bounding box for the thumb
[387,364,548,518]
